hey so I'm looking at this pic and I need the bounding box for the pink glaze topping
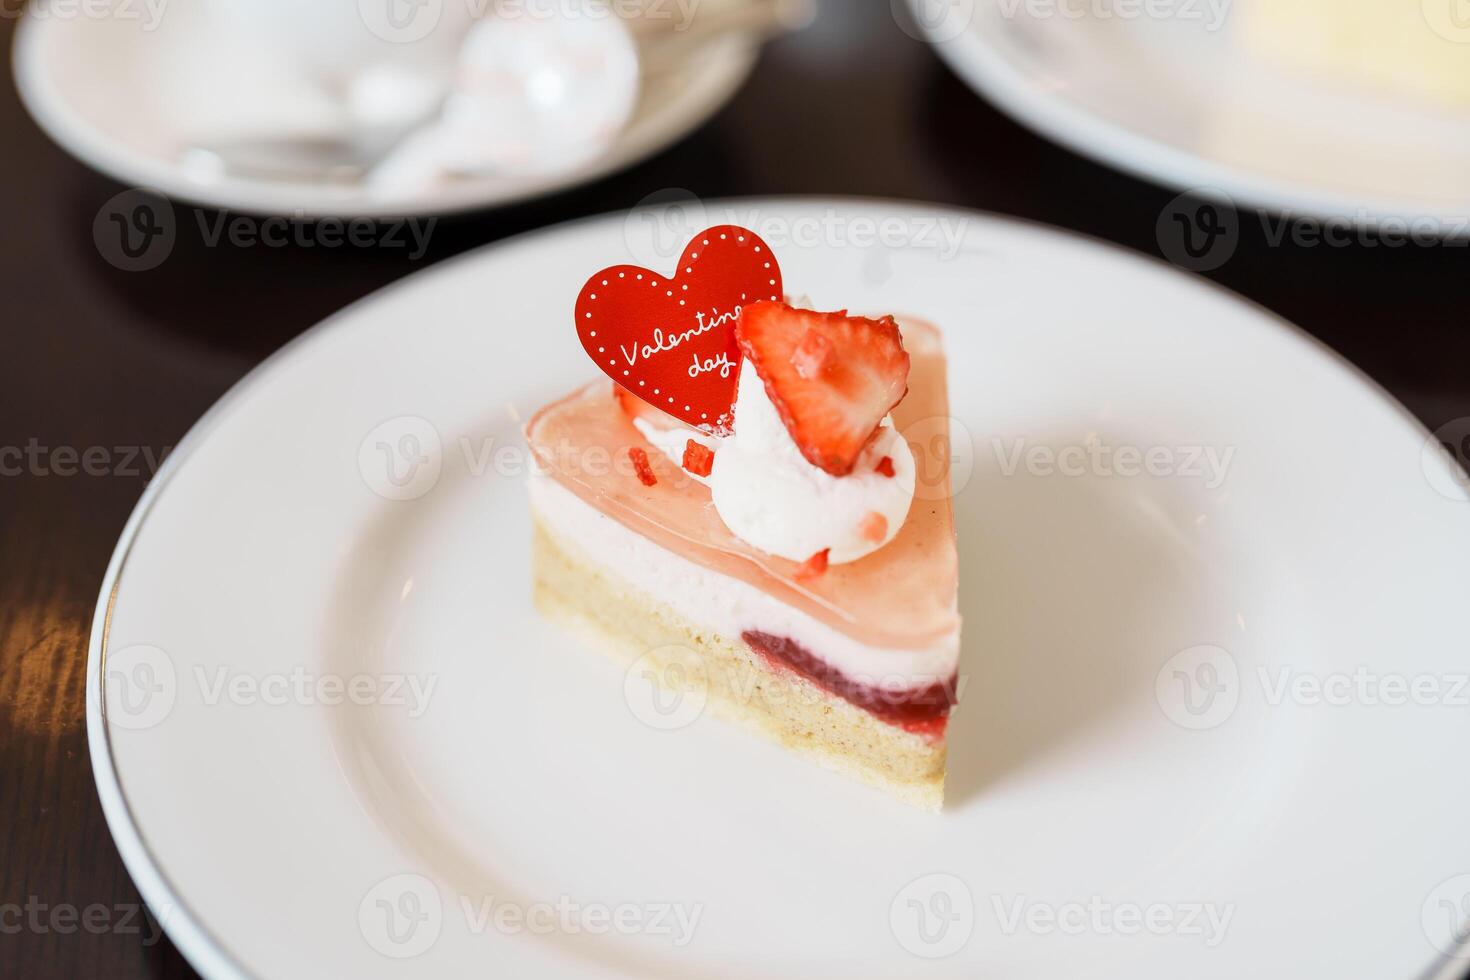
[525,318,960,652]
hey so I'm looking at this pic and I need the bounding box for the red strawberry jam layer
[742,630,955,739]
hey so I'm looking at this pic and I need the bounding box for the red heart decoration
[576,225,782,434]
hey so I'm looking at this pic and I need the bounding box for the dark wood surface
[3,2,1468,977]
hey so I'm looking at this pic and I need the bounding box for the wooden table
[3,2,1467,976]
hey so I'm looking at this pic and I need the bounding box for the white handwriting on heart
[616,306,741,368]
[689,351,736,379]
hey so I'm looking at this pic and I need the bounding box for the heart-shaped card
[575,226,782,433]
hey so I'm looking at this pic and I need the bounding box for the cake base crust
[532,520,946,809]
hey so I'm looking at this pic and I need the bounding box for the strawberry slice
[735,302,909,476]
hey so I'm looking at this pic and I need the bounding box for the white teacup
[199,0,479,91]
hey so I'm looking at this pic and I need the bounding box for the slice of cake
[527,300,961,809]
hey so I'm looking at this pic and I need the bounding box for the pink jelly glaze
[525,317,960,654]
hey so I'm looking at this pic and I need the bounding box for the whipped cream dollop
[710,367,915,564]
[646,363,911,564]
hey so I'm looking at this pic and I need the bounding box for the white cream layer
[530,475,959,692]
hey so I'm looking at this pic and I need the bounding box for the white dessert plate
[11,1,757,218]
[906,0,1470,230]
[90,199,1470,979]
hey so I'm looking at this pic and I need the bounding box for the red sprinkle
[794,548,830,581]
[682,439,715,477]
[629,447,657,486]
[858,511,888,542]
[790,327,834,379]
[875,456,896,478]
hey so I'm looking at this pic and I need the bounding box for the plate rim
[84,196,1470,979]
[11,11,760,219]
[906,0,1470,232]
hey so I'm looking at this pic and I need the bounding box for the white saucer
[90,199,1470,978]
[906,0,1470,231]
[12,3,758,218]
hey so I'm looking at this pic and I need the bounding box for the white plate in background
[906,0,1470,231]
